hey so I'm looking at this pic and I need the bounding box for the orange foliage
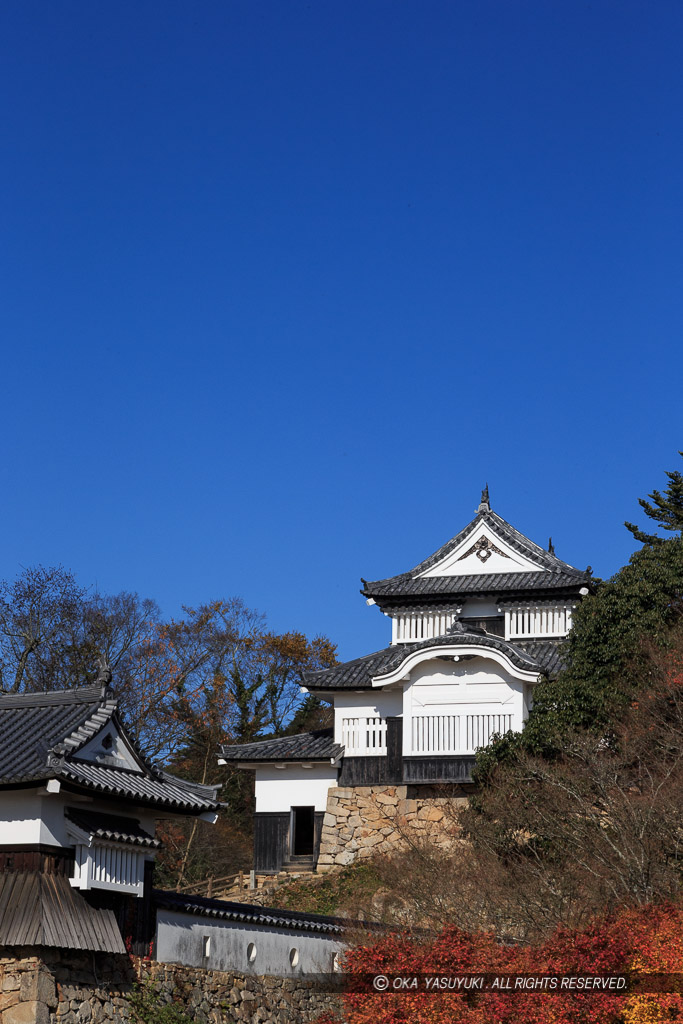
[328,904,683,1024]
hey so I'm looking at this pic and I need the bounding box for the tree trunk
[175,747,212,888]
[12,641,37,692]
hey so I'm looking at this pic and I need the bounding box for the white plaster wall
[156,909,345,975]
[0,788,158,848]
[402,655,524,753]
[0,791,44,845]
[39,794,72,845]
[0,790,81,846]
[408,656,520,704]
[333,690,402,744]
[255,766,338,813]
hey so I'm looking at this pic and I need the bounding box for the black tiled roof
[60,761,220,810]
[154,889,377,935]
[304,648,401,691]
[0,686,117,783]
[514,640,567,678]
[220,728,343,763]
[0,685,220,813]
[65,808,160,849]
[362,508,590,602]
[304,629,565,691]
[364,570,588,600]
[0,872,125,952]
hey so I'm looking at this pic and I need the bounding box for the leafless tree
[0,566,86,692]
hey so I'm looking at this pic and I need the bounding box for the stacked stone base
[0,954,58,1024]
[317,785,468,870]
[0,950,339,1024]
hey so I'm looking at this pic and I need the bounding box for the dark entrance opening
[291,806,315,856]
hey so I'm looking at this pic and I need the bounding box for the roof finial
[478,483,490,514]
[548,536,555,555]
[95,654,112,694]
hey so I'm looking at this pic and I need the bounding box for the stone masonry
[0,949,340,1024]
[0,953,56,1024]
[317,785,468,870]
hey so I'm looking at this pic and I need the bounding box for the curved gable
[371,642,540,687]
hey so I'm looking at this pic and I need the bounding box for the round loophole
[247,942,257,964]
[289,947,299,968]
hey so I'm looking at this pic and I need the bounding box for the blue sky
[1,1,682,660]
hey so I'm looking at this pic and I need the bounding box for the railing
[393,604,576,644]
[177,870,255,898]
[392,610,458,644]
[411,713,513,754]
[176,870,316,903]
[504,604,573,639]
[176,871,240,895]
[71,844,145,896]
[341,716,387,755]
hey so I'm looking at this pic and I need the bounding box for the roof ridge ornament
[46,745,66,770]
[447,619,469,634]
[95,654,113,695]
[477,483,491,514]
[446,617,486,636]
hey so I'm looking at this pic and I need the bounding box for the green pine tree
[625,451,683,544]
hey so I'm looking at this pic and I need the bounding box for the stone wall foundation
[0,949,339,1024]
[317,785,468,870]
